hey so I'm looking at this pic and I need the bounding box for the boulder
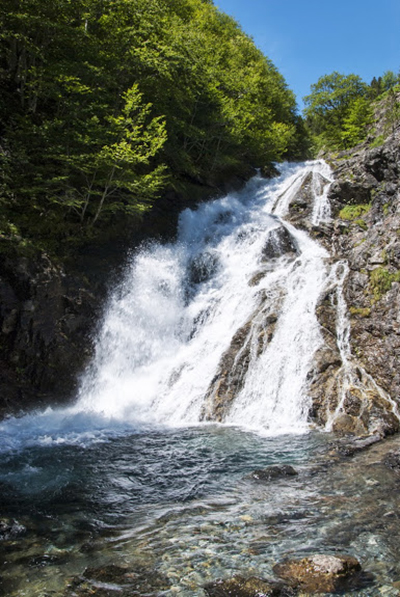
[249,465,298,482]
[261,226,297,261]
[273,554,370,593]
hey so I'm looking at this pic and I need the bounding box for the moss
[354,219,368,230]
[370,267,400,300]
[369,135,385,148]
[383,203,390,216]
[354,238,366,247]
[339,203,371,221]
[349,306,371,317]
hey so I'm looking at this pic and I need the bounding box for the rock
[188,250,220,286]
[286,171,330,230]
[0,518,26,540]
[333,432,383,457]
[261,225,298,261]
[0,251,99,418]
[65,563,170,596]
[273,554,371,593]
[249,465,298,482]
[201,290,283,421]
[382,450,400,471]
[204,575,295,597]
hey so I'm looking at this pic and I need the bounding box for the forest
[1,0,399,259]
[0,0,303,256]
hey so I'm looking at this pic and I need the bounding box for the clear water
[1,162,400,596]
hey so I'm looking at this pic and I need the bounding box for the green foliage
[303,72,368,150]
[339,204,371,220]
[341,97,373,147]
[381,71,399,92]
[370,267,400,301]
[349,306,371,317]
[369,135,385,148]
[304,68,400,153]
[0,0,304,253]
[384,87,400,134]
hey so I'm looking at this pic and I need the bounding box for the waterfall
[73,160,333,435]
[0,161,338,451]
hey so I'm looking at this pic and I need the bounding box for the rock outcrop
[304,124,400,436]
[0,251,99,417]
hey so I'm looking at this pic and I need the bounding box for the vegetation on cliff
[304,70,400,152]
[0,0,304,255]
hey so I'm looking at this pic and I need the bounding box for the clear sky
[215,0,400,112]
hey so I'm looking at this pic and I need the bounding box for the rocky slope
[305,122,400,437]
[201,114,400,438]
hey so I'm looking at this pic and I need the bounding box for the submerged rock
[0,518,26,540]
[249,465,298,482]
[382,449,400,471]
[273,553,370,593]
[204,575,296,597]
[65,563,170,596]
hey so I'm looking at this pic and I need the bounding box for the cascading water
[73,160,333,435]
[0,160,335,449]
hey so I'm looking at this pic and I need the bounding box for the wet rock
[382,450,400,471]
[188,250,220,285]
[333,432,383,457]
[260,163,281,179]
[0,252,98,418]
[261,226,298,261]
[286,171,330,230]
[0,518,26,540]
[249,465,298,482]
[204,575,296,597]
[201,291,283,421]
[273,553,370,593]
[65,563,170,596]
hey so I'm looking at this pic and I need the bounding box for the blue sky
[215,0,400,112]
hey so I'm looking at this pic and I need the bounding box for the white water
[0,161,336,449]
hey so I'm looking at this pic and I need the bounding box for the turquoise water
[1,425,400,596]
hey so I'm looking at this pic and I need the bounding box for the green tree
[304,72,368,150]
[381,70,399,92]
[341,97,373,147]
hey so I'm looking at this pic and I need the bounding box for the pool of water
[1,425,400,596]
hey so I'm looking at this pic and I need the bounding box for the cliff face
[306,124,400,437]
[199,120,400,438]
[0,252,99,418]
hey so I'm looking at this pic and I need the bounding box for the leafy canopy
[0,0,303,252]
